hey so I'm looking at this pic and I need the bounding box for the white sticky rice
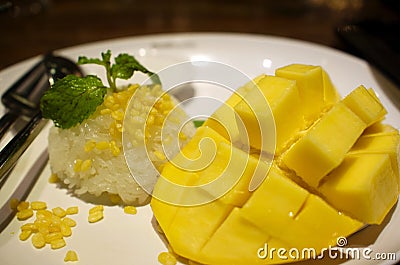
[48,84,195,205]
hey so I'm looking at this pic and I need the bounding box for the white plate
[0,33,399,265]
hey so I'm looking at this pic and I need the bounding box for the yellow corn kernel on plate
[0,33,399,265]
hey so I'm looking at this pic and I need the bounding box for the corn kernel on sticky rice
[48,84,195,205]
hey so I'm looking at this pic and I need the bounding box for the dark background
[0,0,399,71]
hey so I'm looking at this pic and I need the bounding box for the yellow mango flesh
[275,64,327,123]
[151,64,400,265]
[348,132,400,188]
[203,74,265,143]
[240,166,309,238]
[280,194,362,250]
[342,85,387,126]
[319,154,398,224]
[235,75,304,154]
[282,102,366,187]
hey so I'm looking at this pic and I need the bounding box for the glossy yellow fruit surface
[151,64,400,265]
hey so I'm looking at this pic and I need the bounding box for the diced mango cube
[280,194,363,251]
[363,122,398,135]
[200,208,270,265]
[237,75,304,154]
[234,95,275,152]
[275,64,325,123]
[322,69,340,106]
[319,154,398,224]
[283,102,365,187]
[342,86,387,126]
[348,132,400,185]
[240,166,309,238]
[167,200,233,261]
[203,75,263,143]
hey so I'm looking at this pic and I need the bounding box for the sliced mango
[342,85,387,126]
[348,132,400,184]
[240,165,309,238]
[258,76,304,154]
[199,208,270,265]
[151,64,399,265]
[282,102,366,187]
[203,74,265,143]
[322,69,341,106]
[319,154,398,224]
[280,194,363,251]
[275,64,325,123]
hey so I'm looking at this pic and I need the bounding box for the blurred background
[0,0,399,80]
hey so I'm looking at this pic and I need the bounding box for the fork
[0,53,83,181]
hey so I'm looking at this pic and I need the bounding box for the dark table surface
[1,0,399,73]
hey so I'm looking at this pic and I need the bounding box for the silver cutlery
[0,53,83,182]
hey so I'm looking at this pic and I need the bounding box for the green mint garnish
[40,50,160,129]
[40,75,107,129]
[193,120,205,128]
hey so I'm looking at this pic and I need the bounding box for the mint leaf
[193,120,205,128]
[40,75,107,129]
[79,51,161,90]
[41,50,159,129]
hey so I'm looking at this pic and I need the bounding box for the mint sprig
[40,50,160,129]
[41,75,107,129]
[78,50,161,90]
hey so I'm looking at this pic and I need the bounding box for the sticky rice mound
[48,84,195,205]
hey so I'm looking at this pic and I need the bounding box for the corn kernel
[17,208,33,221]
[111,103,121,111]
[50,237,66,249]
[96,141,110,150]
[158,251,177,265]
[31,233,46,249]
[52,214,62,224]
[20,223,36,232]
[81,159,92,171]
[111,110,124,121]
[104,95,115,106]
[48,173,60,183]
[52,207,67,218]
[48,222,61,233]
[16,201,29,212]
[123,206,137,215]
[100,108,112,115]
[64,250,79,262]
[88,209,104,223]
[62,217,77,227]
[115,122,123,132]
[89,205,104,214]
[36,209,53,219]
[146,115,155,125]
[109,194,121,204]
[110,141,121,156]
[60,223,72,237]
[45,232,63,243]
[36,222,50,235]
[73,159,83,172]
[128,84,139,91]
[179,131,187,140]
[31,201,47,210]
[66,206,79,215]
[9,198,19,210]
[19,230,32,241]
[154,150,166,161]
[84,140,96,152]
